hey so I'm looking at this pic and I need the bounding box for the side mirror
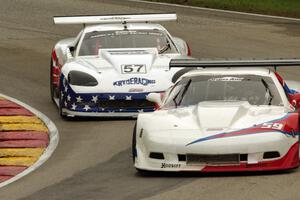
[289,93,300,108]
[69,46,75,54]
[147,93,163,108]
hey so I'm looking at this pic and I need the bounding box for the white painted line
[128,0,300,22]
[0,94,59,188]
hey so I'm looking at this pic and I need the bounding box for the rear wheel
[50,58,59,103]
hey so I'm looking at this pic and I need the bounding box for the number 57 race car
[133,59,300,172]
[50,13,191,118]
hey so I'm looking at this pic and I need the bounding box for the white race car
[133,59,300,172]
[50,14,191,118]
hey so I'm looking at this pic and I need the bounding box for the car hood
[195,101,256,131]
[140,101,289,136]
[74,48,179,73]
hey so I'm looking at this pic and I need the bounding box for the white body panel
[52,22,191,117]
[134,68,300,171]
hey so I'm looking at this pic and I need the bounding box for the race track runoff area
[0,96,49,184]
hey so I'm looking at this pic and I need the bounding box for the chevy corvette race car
[50,13,191,118]
[133,59,300,172]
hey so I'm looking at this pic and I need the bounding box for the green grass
[146,0,300,18]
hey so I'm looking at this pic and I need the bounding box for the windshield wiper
[261,79,274,105]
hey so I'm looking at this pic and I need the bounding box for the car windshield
[78,29,177,56]
[163,74,283,108]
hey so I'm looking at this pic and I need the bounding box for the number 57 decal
[261,123,284,130]
[121,64,146,74]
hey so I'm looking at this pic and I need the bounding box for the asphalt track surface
[0,0,300,199]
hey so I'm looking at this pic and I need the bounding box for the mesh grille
[99,100,155,109]
[187,154,240,165]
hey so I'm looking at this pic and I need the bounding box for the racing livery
[133,59,300,172]
[50,14,191,117]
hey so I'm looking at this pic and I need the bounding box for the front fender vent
[149,152,164,160]
[263,151,280,159]
[178,154,187,162]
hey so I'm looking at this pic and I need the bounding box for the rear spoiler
[169,59,300,69]
[53,13,177,25]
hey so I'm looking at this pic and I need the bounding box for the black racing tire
[172,68,195,83]
[51,58,69,120]
[132,123,137,163]
[50,57,61,105]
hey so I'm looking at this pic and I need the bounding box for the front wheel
[58,90,69,120]
[132,123,137,163]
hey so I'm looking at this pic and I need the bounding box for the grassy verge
[145,0,300,18]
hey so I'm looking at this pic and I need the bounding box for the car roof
[83,23,167,33]
[181,67,272,78]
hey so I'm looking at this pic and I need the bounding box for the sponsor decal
[209,77,244,82]
[261,123,284,130]
[121,64,146,74]
[129,88,144,92]
[161,163,181,168]
[113,77,155,87]
[186,113,299,146]
[100,16,131,21]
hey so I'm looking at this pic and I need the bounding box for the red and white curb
[0,93,59,188]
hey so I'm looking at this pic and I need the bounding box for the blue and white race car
[50,13,191,118]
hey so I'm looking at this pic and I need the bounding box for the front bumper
[135,131,299,172]
[62,109,144,118]
[61,92,155,117]
[60,77,156,117]
[135,142,299,172]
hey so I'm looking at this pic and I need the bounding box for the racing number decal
[121,64,146,74]
[261,123,284,130]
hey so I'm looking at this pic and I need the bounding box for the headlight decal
[68,70,98,86]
